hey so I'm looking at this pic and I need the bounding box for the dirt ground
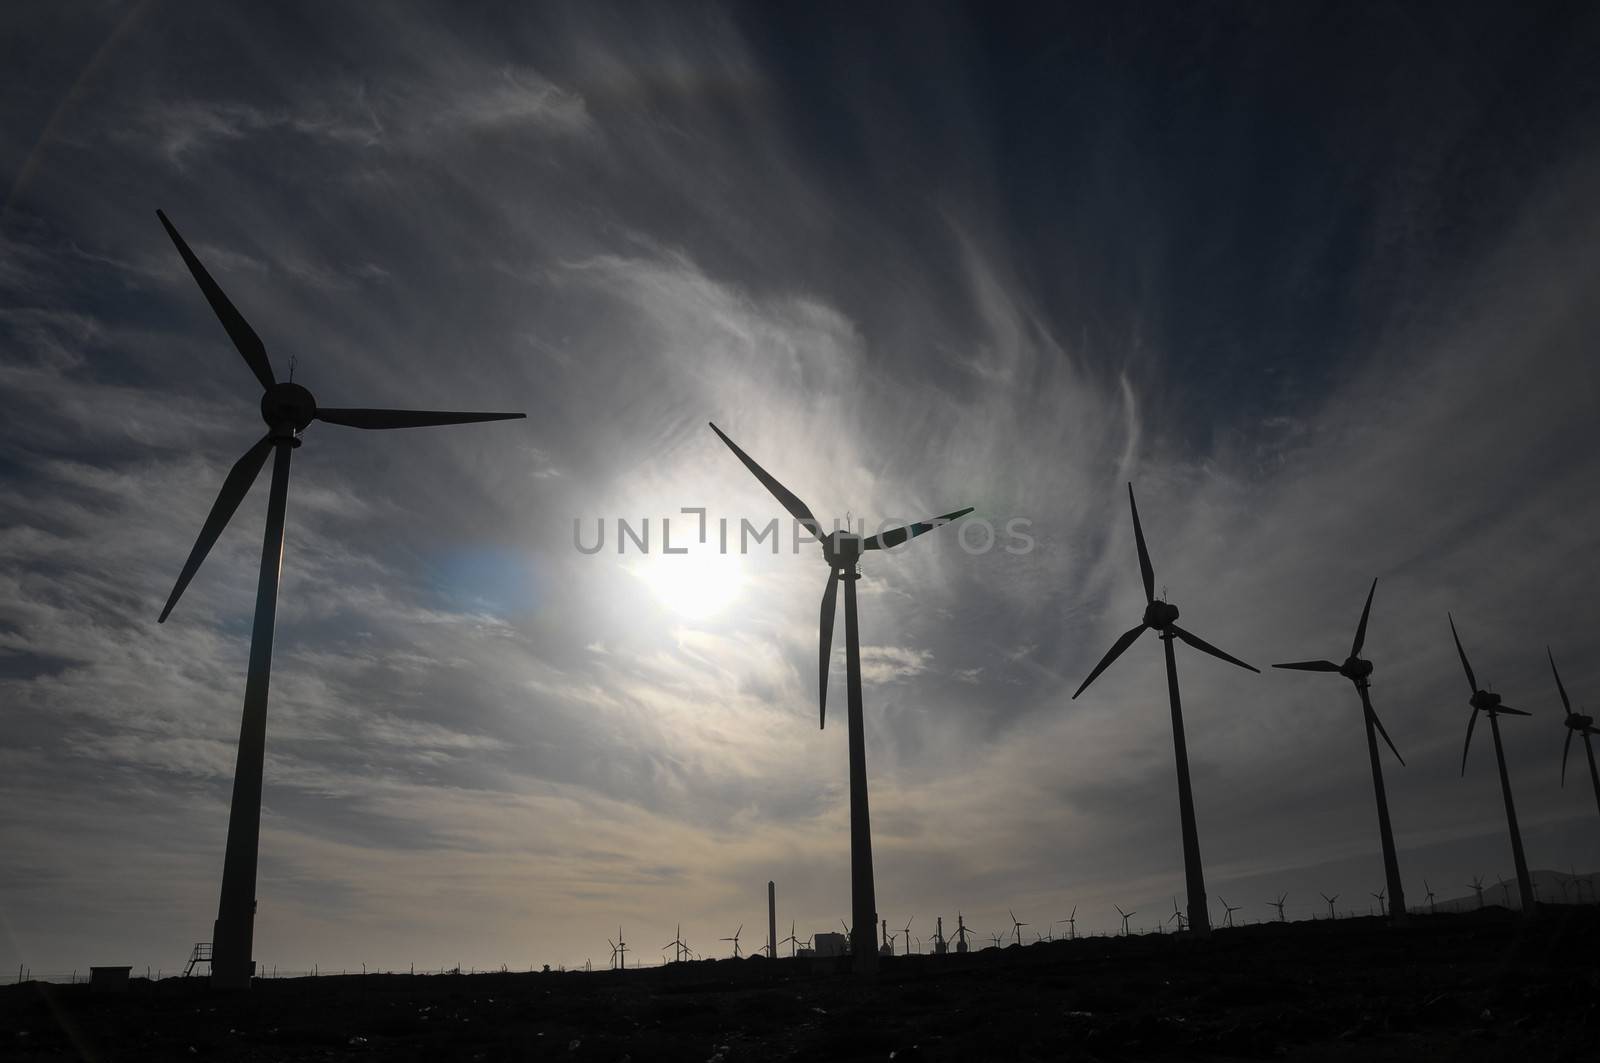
[5,907,1597,1062]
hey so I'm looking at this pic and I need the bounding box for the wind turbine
[1369,887,1386,916]
[989,933,1003,949]
[153,210,524,988]
[720,925,743,959]
[1275,579,1407,923]
[1115,905,1136,937]
[902,917,915,955]
[709,423,970,973]
[1073,484,1259,937]
[1423,880,1437,915]
[663,925,688,964]
[954,912,974,953]
[1218,896,1241,928]
[1549,649,1600,820]
[1497,877,1514,908]
[1059,906,1078,940]
[1268,893,1287,922]
[933,916,946,955]
[1167,897,1186,932]
[1008,909,1027,946]
[607,927,629,971]
[1469,875,1486,909]
[1321,892,1339,919]
[780,921,801,958]
[1451,615,1535,915]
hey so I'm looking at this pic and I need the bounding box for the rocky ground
[5,907,1597,1061]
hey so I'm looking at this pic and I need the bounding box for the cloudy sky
[4,1,1600,974]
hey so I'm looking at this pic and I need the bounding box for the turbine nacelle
[1143,599,1180,629]
[1340,656,1374,682]
[1564,710,1594,731]
[1470,689,1502,712]
[261,382,317,432]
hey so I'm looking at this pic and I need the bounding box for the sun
[634,546,746,621]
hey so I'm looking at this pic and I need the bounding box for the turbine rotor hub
[1342,656,1374,680]
[1568,712,1594,730]
[1144,600,1180,628]
[1470,690,1501,711]
[261,382,316,432]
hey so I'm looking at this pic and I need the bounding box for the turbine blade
[1071,623,1147,699]
[819,570,840,729]
[708,422,819,530]
[1128,483,1156,603]
[1448,613,1478,693]
[1561,726,1574,787]
[1495,705,1530,716]
[315,408,525,430]
[862,508,974,550]
[1351,577,1377,657]
[158,434,275,622]
[1273,659,1341,672]
[1366,699,1405,766]
[1548,647,1571,713]
[1461,706,1480,775]
[1171,624,1259,673]
[156,210,276,392]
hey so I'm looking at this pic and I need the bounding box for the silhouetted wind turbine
[1115,905,1136,937]
[720,925,743,959]
[989,933,1003,949]
[902,916,915,955]
[1549,649,1600,821]
[1497,877,1513,907]
[1451,615,1535,915]
[709,423,970,973]
[153,210,524,989]
[954,912,973,953]
[1423,880,1436,915]
[1167,897,1185,931]
[608,927,628,970]
[1275,579,1407,923]
[663,925,688,964]
[780,921,801,958]
[1369,887,1386,916]
[1218,896,1241,928]
[1008,909,1027,946]
[1057,906,1078,940]
[1073,484,1258,936]
[1269,892,1287,922]
[1469,875,1486,909]
[1321,892,1338,919]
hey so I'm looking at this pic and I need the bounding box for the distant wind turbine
[780,921,801,958]
[663,925,688,964]
[1549,649,1600,820]
[1008,909,1027,946]
[710,423,970,973]
[1469,876,1486,908]
[1275,579,1407,923]
[1451,615,1534,915]
[1218,896,1241,928]
[720,925,743,959]
[153,210,524,989]
[1073,484,1259,937]
[1167,897,1186,932]
[1369,887,1386,916]
[1115,905,1136,937]
[1056,906,1078,940]
[1423,880,1437,915]
[954,912,974,953]
[1269,893,1287,922]
[1321,892,1339,919]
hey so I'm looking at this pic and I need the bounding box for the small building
[90,967,132,994]
[811,932,847,958]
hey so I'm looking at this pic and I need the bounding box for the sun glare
[635,547,747,621]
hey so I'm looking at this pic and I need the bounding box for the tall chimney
[767,881,777,960]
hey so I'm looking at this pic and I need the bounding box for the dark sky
[3,0,1599,973]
